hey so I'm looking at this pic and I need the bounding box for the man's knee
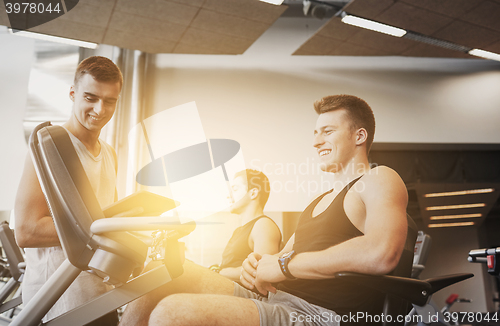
[149,294,198,326]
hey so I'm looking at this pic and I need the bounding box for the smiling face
[69,73,121,133]
[313,109,358,173]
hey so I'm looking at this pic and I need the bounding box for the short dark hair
[234,169,270,207]
[74,56,123,90]
[314,94,376,153]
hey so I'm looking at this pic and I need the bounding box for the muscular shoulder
[249,217,282,254]
[363,165,405,188]
[252,217,280,236]
[357,166,408,204]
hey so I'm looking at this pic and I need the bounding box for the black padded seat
[335,215,473,326]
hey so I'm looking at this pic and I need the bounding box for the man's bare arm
[14,154,60,248]
[255,167,408,293]
[240,234,295,290]
[218,267,242,281]
[220,218,281,282]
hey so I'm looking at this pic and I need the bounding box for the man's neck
[63,117,101,155]
[330,158,371,191]
[239,203,265,225]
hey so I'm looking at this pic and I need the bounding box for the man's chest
[312,189,366,233]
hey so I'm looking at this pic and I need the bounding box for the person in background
[15,56,123,325]
[211,169,281,283]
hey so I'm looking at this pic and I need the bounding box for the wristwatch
[278,250,297,280]
[209,264,221,273]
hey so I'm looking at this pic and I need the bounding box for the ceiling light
[341,14,407,37]
[428,222,475,228]
[430,213,482,220]
[9,29,98,49]
[259,0,284,5]
[426,203,486,211]
[469,49,500,62]
[425,188,495,198]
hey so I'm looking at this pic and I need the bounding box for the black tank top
[220,216,281,269]
[279,176,385,318]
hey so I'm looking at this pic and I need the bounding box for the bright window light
[469,49,500,62]
[425,188,494,198]
[428,222,475,228]
[426,203,486,211]
[430,213,482,220]
[341,15,407,37]
[259,0,284,5]
[9,29,98,49]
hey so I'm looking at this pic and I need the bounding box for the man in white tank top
[14,56,123,325]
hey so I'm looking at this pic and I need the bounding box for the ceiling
[295,0,500,58]
[0,0,287,54]
[1,0,500,59]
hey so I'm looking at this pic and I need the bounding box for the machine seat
[335,272,473,307]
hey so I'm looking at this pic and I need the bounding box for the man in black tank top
[239,95,409,323]
[211,169,281,282]
[121,95,409,326]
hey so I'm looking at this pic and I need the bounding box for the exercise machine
[468,246,500,325]
[0,222,25,322]
[402,232,472,325]
[10,122,195,326]
[469,247,500,278]
[336,226,473,326]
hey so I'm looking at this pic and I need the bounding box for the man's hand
[254,254,286,296]
[219,266,243,282]
[240,252,261,290]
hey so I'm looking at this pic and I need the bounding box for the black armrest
[334,272,473,307]
[334,272,431,306]
[426,273,474,294]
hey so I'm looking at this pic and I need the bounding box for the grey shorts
[234,283,340,326]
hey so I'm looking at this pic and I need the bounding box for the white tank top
[65,129,117,208]
[23,128,117,321]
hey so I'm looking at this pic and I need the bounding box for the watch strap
[279,251,297,280]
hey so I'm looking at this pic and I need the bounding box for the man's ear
[355,128,368,146]
[249,187,259,200]
[69,85,76,102]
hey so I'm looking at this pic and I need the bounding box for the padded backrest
[29,123,105,270]
[0,222,24,281]
[390,214,418,278]
[382,214,418,326]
